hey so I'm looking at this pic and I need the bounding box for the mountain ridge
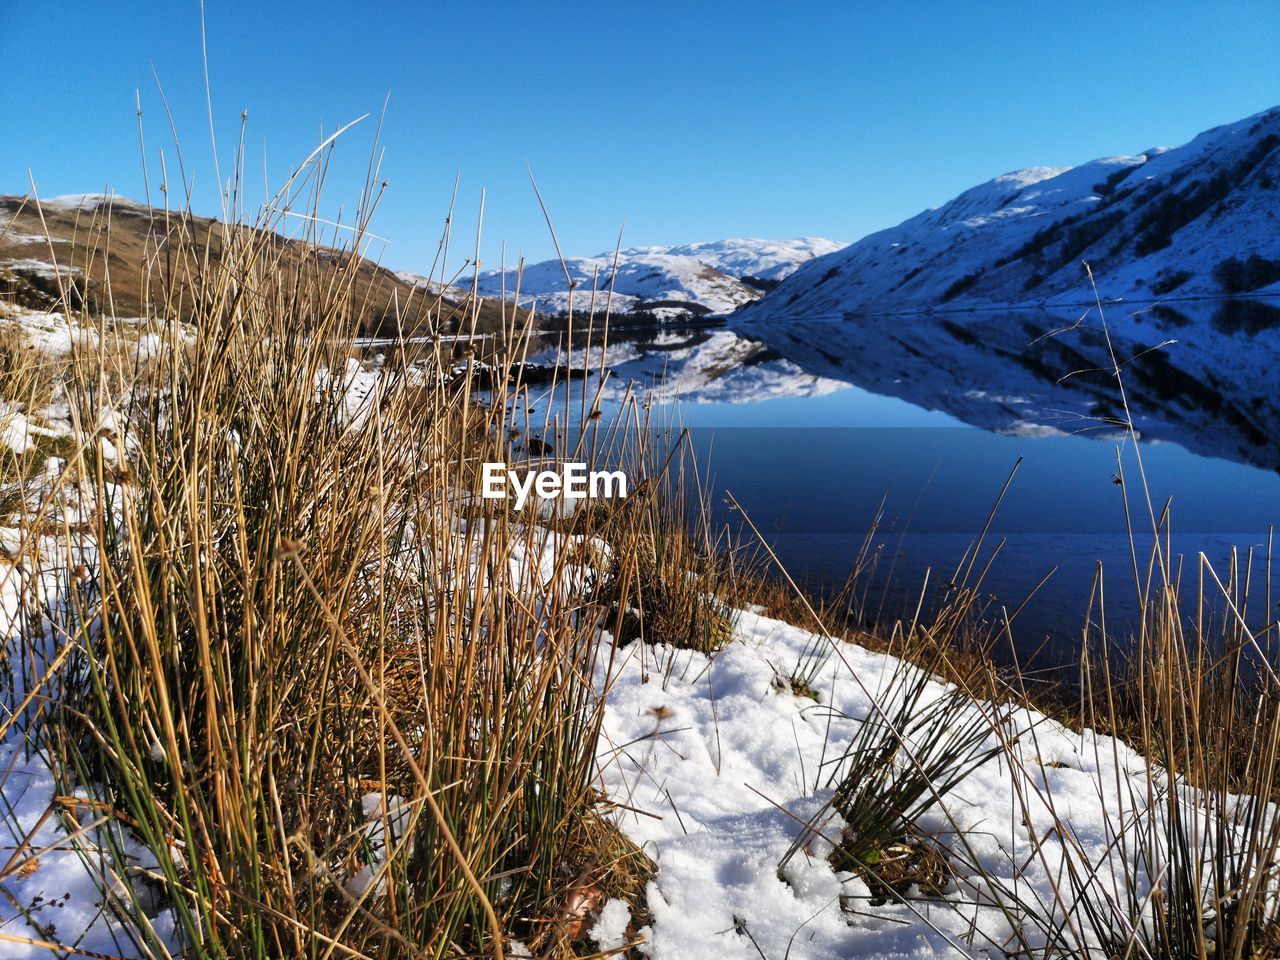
[471,236,844,320]
[738,106,1280,320]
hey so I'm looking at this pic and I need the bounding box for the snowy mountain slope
[473,237,844,319]
[620,237,845,284]
[474,251,753,318]
[740,106,1280,319]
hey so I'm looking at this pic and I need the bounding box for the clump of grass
[609,519,737,655]
[824,659,1001,889]
[777,673,820,701]
[7,128,672,958]
[596,435,738,657]
[780,614,1007,908]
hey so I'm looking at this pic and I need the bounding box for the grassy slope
[0,194,520,335]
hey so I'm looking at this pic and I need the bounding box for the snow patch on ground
[589,897,633,952]
[596,610,1163,959]
[1,259,82,280]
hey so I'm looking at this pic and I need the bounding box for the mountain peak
[739,107,1280,319]
[474,236,845,319]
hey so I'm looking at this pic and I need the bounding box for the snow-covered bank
[595,608,1242,959]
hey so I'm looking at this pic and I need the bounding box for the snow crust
[595,610,1177,959]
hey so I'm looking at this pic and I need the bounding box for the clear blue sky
[2,2,1277,272]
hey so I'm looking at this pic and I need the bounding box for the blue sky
[2,2,1277,271]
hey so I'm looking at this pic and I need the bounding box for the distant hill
[739,106,1280,320]
[0,194,517,335]
[471,237,844,321]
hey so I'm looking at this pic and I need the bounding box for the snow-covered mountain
[620,238,845,285]
[740,107,1280,320]
[472,237,844,320]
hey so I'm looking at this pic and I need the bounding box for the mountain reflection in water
[529,300,1280,662]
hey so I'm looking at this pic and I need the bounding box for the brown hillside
[0,194,520,336]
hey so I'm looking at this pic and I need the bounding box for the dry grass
[0,132,676,958]
[594,447,738,658]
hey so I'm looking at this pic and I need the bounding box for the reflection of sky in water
[672,383,957,428]
[671,413,1279,659]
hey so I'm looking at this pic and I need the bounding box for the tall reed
[8,151,657,959]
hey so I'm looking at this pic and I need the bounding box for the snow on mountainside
[621,237,845,283]
[740,106,1280,319]
[472,237,844,319]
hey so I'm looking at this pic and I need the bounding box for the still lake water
[528,299,1280,661]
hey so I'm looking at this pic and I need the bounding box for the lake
[522,298,1280,663]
